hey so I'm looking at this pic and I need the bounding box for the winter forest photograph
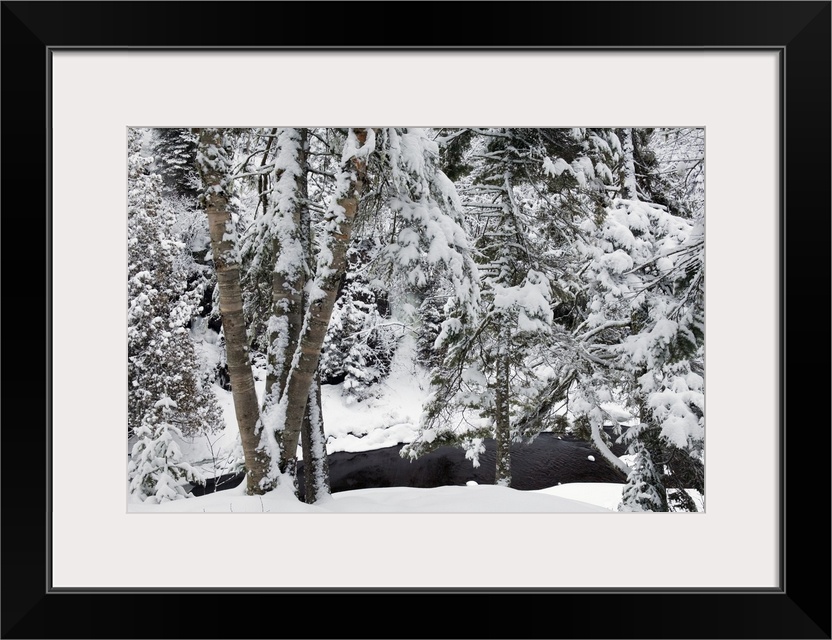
[127,126,705,514]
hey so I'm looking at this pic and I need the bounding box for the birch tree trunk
[256,128,331,497]
[195,127,272,494]
[301,372,330,502]
[265,128,308,403]
[253,128,311,491]
[278,128,375,471]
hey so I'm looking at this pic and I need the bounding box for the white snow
[543,156,571,177]
[317,333,429,453]
[129,481,612,513]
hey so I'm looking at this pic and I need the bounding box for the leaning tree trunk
[195,127,272,494]
[278,128,374,472]
[301,372,330,502]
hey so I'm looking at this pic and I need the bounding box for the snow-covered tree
[319,244,400,402]
[196,128,377,496]
[128,397,205,503]
[399,128,703,508]
[272,128,377,485]
[150,127,219,383]
[127,129,222,440]
[565,128,705,508]
[618,439,667,512]
[239,127,286,352]
[414,293,446,367]
[404,127,600,485]
[127,129,222,502]
[152,127,200,199]
[243,127,331,501]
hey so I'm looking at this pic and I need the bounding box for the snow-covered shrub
[127,398,205,503]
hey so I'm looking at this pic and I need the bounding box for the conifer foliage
[127,397,205,503]
[127,129,223,502]
[618,439,668,512]
[318,266,399,402]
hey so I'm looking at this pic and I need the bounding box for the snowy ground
[129,329,702,513]
[128,479,619,513]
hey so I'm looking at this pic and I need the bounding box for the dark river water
[192,431,628,498]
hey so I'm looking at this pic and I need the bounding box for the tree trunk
[302,372,330,503]
[259,129,332,498]
[494,352,512,487]
[298,129,330,500]
[279,128,374,471]
[195,127,271,494]
[621,128,639,200]
[265,128,308,403]
[252,128,315,492]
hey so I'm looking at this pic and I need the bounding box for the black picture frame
[2,2,829,638]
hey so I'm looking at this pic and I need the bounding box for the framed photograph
[3,1,829,638]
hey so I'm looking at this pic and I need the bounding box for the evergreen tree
[127,397,205,503]
[404,127,602,484]
[151,127,217,383]
[566,127,705,507]
[239,127,286,352]
[319,244,400,402]
[127,129,223,440]
[152,127,200,199]
[414,293,446,368]
[618,439,668,512]
[127,129,223,502]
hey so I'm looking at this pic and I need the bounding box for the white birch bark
[196,127,272,494]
